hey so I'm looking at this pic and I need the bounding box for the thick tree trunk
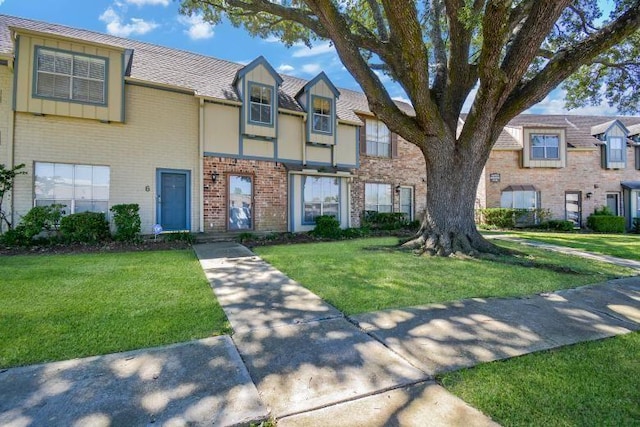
[402,138,499,256]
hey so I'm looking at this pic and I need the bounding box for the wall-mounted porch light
[586,192,593,199]
[211,171,220,183]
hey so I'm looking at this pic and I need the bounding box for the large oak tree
[180,0,640,255]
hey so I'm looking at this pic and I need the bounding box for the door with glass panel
[228,174,253,230]
[606,193,620,216]
[399,187,413,221]
[565,191,582,227]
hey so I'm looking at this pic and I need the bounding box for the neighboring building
[0,15,639,235]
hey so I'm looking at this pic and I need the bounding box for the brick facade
[351,137,427,226]
[203,157,288,232]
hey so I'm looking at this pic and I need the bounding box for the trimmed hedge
[110,203,141,242]
[310,215,342,239]
[587,215,625,233]
[362,211,409,230]
[60,212,110,243]
[479,208,549,229]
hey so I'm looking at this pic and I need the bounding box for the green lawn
[502,231,640,261]
[0,250,228,368]
[254,237,636,315]
[439,332,640,426]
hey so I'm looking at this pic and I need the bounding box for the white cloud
[277,64,295,73]
[178,15,214,40]
[0,0,5,6]
[99,7,158,37]
[125,0,170,6]
[292,42,335,58]
[301,63,322,75]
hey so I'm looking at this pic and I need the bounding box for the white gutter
[198,98,205,233]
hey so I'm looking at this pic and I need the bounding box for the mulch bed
[0,239,192,256]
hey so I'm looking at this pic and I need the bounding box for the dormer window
[35,47,106,105]
[609,137,624,162]
[249,83,273,125]
[312,96,332,133]
[531,134,559,160]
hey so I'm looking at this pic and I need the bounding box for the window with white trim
[609,136,624,162]
[249,84,273,125]
[303,176,340,224]
[530,134,559,160]
[500,190,538,209]
[365,183,392,212]
[312,96,332,133]
[366,120,391,157]
[35,48,106,104]
[34,162,110,214]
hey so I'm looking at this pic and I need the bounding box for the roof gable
[590,119,629,137]
[233,55,283,86]
[296,71,340,99]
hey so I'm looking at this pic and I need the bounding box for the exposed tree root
[400,227,505,258]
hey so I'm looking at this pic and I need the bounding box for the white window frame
[500,190,539,210]
[366,120,391,157]
[609,136,625,163]
[34,162,110,214]
[365,183,392,213]
[530,134,560,160]
[248,83,273,125]
[34,47,107,105]
[312,96,332,134]
[302,176,340,224]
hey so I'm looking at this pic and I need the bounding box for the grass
[0,250,228,368]
[254,237,636,315]
[503,231,640,261]
[439,332,640,426]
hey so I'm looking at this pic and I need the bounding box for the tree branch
[366,0,389,41]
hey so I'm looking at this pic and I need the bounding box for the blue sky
[0,0,621,115]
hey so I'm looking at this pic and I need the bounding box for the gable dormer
[234,56,282,140]
[296,72,339,145]
[628,124,640,170]
[591,119,629,169]
[522,126,567,168]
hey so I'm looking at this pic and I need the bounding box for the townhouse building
[0,14,638,236]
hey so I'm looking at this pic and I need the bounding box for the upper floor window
[34,162,110,214]
[35,48,106,105]
[366,120,391,157]
[312,96,332,134]
[249,83,273,125]
[531,134,559,160]
[609,137,624,162]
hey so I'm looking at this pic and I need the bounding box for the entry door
[157,170,190,231]
[565,191,581,227]
[399,187,414,221]
[606,193,620,216]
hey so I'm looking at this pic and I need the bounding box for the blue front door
[157,169,190,231]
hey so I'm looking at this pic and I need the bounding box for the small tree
[0,164,26,233]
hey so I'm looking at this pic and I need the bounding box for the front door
[399,187,414,221]
[157,169,190,231]
[606,193,620,216]
[565,191,582,227]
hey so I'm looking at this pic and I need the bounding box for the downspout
[302,114,307,166]
[198,98,204,233]
[8,57,16,230]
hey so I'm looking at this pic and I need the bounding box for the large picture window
[35,48,106,104]
[530,134,560,160]
[249,83,273,125]
[303,176,339,224]
[365,120,391,157]
[228,175,253,230]
[34,162,110,214]
[312,96,332,134]
[365,183,392,212]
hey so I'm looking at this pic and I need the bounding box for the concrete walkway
[1,241,639,426]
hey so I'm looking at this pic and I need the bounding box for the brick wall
[351,137,427,226]
[203,157,288,232]
[484,146,640,221]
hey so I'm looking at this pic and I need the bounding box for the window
[228,175,253,230]
[312,96,332,133]
[34,162,110,214]
[35,48,106,104]
[530,134,559,160]
[609,137,624,162]
[366,120,391,157]
[365,183,392,212]
[303,177,340,224]
[500,190,538,210]
[249,84,273,125]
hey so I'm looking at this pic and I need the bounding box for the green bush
[587,215,625,233]
[0,204,65,247]
[479,208,550,229]
[341,227,370,239]
[163,231,195,244]
[311,215,342,239]
[593,205,615,216]
[362,211,409,230]
[60,212,110,243]
[543,220,576,232]
[632,218,640,234]
[0,226,30,247]
[110,204,141,242]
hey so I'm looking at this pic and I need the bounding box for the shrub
[311,215,342,239]
[593,205,615,216]
[238,232,255,243]
[362,211,409,230]
[60,212,110,243]
[587,214,625,233]
[110,204,141,242]
[163,231,195,244]
[0,204,65,247]
[543,220,576,232]
[479,208,550,229]
[632,218,640,234]
[341,227,370,239]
